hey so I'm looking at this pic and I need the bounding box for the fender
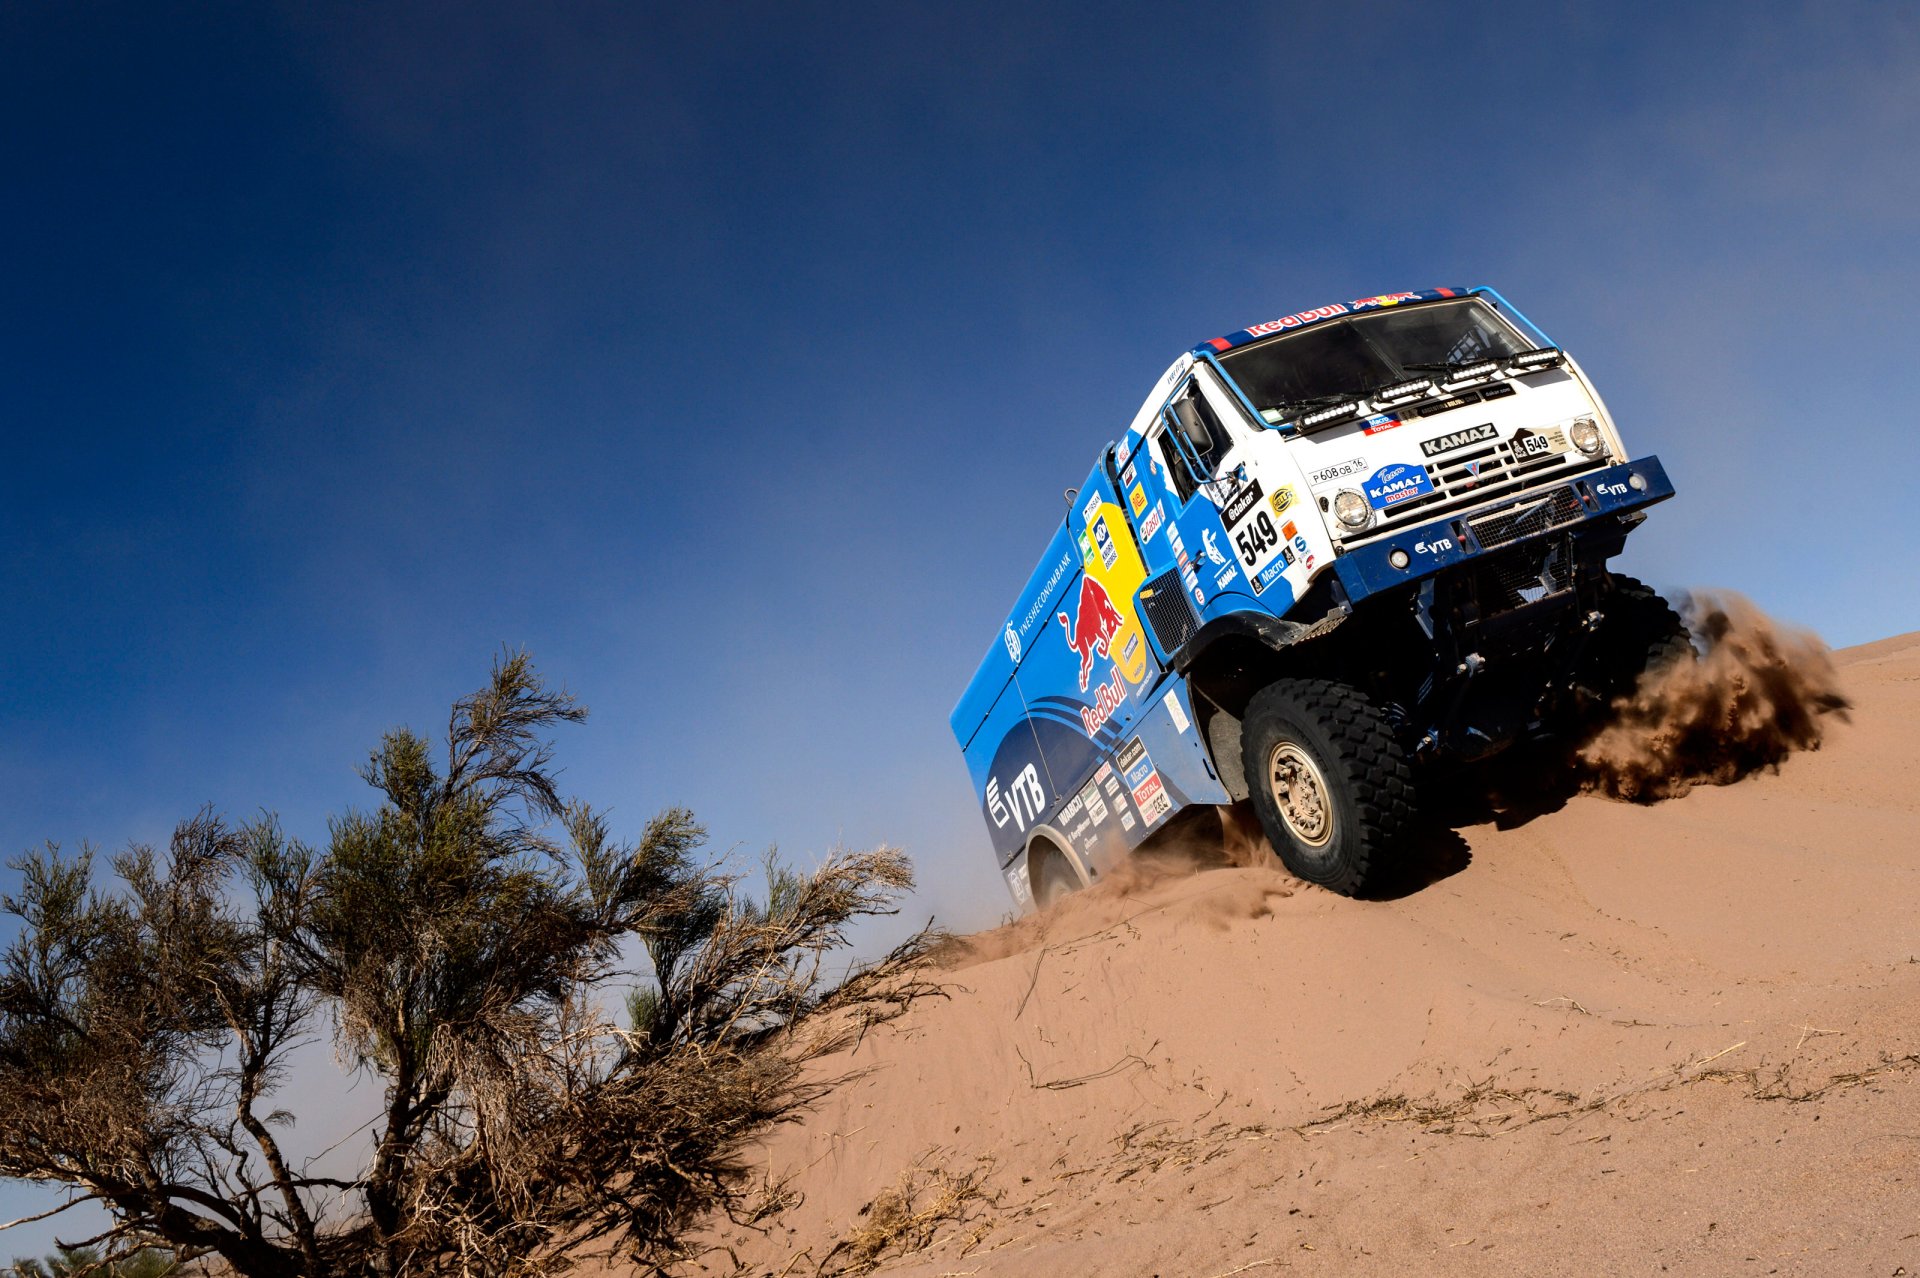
[1172,599,1352,673]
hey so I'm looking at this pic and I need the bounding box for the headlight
[1333,489,1372,529]
[1569,418,1604,455]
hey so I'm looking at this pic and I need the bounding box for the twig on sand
[1016,946,1048,1020]
[1204,1258,1285,1276]
[1692,1041,1747,1068]
[1028,1041,1160,1090]
[1534,996,1592,1016]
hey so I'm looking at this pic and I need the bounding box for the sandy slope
[686,631,1920,1277]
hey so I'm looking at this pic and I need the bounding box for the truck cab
[953,288,1684,907]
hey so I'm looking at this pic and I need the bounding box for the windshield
[1217,298,1532,423]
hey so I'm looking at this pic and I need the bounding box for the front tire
[1240,679,1416,896]
[1575,574,1693,712]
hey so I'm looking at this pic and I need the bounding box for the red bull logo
[1057,575,1125,691]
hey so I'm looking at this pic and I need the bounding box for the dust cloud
[1579,591,1850,800]
[939,807,1294,970]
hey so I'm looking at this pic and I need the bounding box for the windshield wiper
[1268,392,1354,419]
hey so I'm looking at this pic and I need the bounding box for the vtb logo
[1057,576,1125,691]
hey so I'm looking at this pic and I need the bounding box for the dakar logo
[1058,575,1126,691]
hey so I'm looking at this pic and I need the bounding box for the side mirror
[1171,397,1213,457]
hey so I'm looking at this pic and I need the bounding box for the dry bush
[0,654,941,1277]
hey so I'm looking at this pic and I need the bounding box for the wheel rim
[1266,741,1334,849]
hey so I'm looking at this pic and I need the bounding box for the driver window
[1157,380,1231,504]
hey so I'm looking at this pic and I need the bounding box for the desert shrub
[0,654,930,1276]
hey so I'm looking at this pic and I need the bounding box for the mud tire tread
[1240,679,1416,897]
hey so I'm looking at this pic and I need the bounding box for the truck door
[1121,368,1278,649]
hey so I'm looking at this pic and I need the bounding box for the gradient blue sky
[4,0,1919,1257]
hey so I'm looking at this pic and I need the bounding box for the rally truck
[950,287,1689,907]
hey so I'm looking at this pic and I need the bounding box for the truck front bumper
[1331,455,1674,604]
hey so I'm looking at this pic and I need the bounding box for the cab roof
[1194,287,1472,357]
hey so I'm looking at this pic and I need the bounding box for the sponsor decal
[1481,381,1516,402]
[1252,555,1289,594]
[1363,463,1434,508]
[1139,502,1165,542]
[1413,535,1455,555]
[1269,485,1296,516]
[1415,392,1478,417]
[1003,626,1021,663]
[1420,422,1499,457]
[1057,575,1127,691]
[987,764,1045,833]
[1132,770,1171,823]
[1121,633,1141,669]
[1079,779,1110,825]
[1117,737,1146,773]
[1082,491,1103,527]
[1282,520,1298,540]
[1129,485,1148,516]
[1120,808,1136,831]
[1079,666,1127,736]
[1121,461,1137,487]
[1594,479,1632,499]
[1308,457,1368,486]
[1214,565,1238,590]
[1350,291,1420,309]
[1192,585,1205,607]
[1092,516,1119,569]
[1243,303,1349,337]
[1201,528,1229,567]
[1116,438,1132,465]
[1010,547,1074,647]
[1163,691,1191,734]
[1362,414,1401,435]
[1223,478,1266,525]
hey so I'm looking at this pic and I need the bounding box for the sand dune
[687,630,1920,1276]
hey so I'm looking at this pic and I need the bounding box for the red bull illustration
[1057,574,1125,691]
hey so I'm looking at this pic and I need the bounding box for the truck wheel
[1579,574,1693,707]
[1239,680,1414,896]
[1032,845,1081,909]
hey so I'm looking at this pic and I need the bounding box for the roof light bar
[1442,359,1501,385]
[1508,347,1564,372]
[1373,377,1434,405]
[1300,401,1361,429]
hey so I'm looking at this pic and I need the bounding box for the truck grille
[1364,442,1601,533]
[1468,486,1586,550]
[1139,568,1199,654]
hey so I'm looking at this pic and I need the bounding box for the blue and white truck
[950,288,1688,906]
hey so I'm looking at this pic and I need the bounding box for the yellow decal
[1129,485,1147,516]
[1085,499,1151,686]
[1269,485,1296,516]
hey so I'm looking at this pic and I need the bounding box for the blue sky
[4,0,1919,1258]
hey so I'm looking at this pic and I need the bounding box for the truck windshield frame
[1216,298,1532,427]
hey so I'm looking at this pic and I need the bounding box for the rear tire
[1240,679,1416,896]
[1032,845,1081,909]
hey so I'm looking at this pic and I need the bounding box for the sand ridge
[682,627,1918,1277]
